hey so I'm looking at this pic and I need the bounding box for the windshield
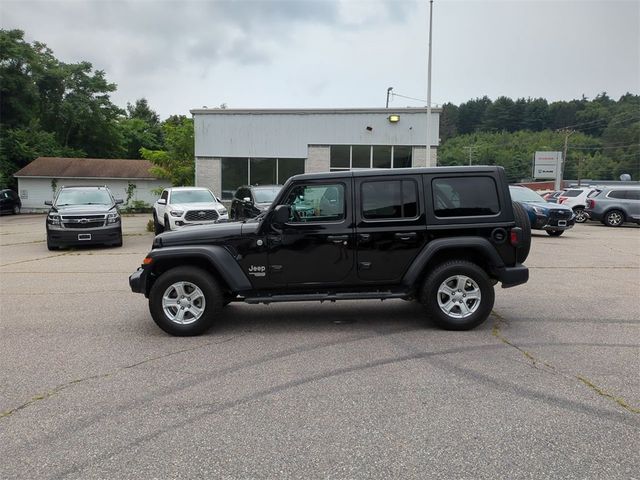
[170,190,215,204]
[510,187,545,203]
[253,186,282,204]
[56,189,112,206]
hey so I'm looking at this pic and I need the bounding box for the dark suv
[130,167,530,336]
[45,186,124,250]
[230,185,282,221]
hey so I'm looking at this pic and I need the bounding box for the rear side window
[562,190,583,197]
[607,190,626,199]
[361,180,418,219]
[626,190,640,200]
[587,189,601,198]
[432,177,500,217]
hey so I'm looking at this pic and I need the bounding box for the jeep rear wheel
[420,260,494,330]
[149,266,222,336]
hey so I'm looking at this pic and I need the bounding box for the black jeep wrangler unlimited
[130,167,530,336]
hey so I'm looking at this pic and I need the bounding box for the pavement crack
[491,310,639,415]
[0,335,244,420]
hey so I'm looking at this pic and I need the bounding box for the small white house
[13,157,168,211]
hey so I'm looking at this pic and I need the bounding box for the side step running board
[244,291,408,305]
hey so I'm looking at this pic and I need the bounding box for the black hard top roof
[291,166,503,182]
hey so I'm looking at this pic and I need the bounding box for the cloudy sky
[2,0,639,119]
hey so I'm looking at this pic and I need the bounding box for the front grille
[61,215,106,229]
[185,209,219,221]
[549,210,572,219]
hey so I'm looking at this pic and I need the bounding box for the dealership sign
[533,151,562,179]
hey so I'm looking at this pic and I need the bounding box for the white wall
[193,108,441,159]
[17,177,168,211]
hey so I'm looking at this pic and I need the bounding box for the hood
[521,200,573,212]
[156,221,246,247]
[53,204,114,214]
[168,202,224,211]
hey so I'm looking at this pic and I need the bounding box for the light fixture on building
[388,114,400,123]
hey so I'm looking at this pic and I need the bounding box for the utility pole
[425,0,434,167]
[386,87,393,108]
[463,146,476,166]
[558,128,575,190]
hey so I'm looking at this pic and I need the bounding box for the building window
[330,145,413,171]
[221,157,304,200]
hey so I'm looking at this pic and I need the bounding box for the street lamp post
[425,0,434,167]
[386,87,393,108]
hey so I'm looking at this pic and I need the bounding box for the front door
[266,180,354,286]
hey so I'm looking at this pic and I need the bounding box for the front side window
[361,180,418,219]
[625,190,640,200]
[283,183,345,223]
[607,190,626,199]
[434,177,500,217]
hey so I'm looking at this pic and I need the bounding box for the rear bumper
[497,264,529,288]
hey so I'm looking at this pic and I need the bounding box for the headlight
[219,208,228,215]
[47,213,61,225]
[169,210,184,217]
[107,212,120,224]
[532,206,546,215]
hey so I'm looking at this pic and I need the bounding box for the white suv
[557,187,598,223]
[153,187,228,233]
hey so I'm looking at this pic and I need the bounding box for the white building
[14,157,167,211]
[192,108,441,200]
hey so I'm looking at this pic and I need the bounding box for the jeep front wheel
[149,266,222,336]
[420,260,494,330]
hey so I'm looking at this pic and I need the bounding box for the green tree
[141,117,194,186]
[118,98,163,158]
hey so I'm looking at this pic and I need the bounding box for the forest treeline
[1,28,638,189]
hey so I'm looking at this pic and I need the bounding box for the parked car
[0,189,21,215]
[130,166,531,336]
[556,187,598,223]
[230,185,282,220]
[45,185,123,250]
[153,187,228,233]
[585,186,640,227]
[509,185,575,236]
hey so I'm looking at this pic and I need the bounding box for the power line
[571,143,640,150]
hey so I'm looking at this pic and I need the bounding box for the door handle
[327,235,349,244]
[394,232,417,241]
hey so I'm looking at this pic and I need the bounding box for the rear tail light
[559,197,568,204]
[586,199,595,209]
[510,227,522,246]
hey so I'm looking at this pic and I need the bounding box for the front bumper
[129,267,149,295]
[496,264,529,288]
[533,216,576,231]
[47,224,122,245]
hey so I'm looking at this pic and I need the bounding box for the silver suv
[585,186,640,227]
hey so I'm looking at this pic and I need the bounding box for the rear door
[354,176,427,282]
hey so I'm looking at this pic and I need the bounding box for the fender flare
[402,237,505,287]
[148,245,252,291]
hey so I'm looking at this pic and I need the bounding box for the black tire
[112,231,123,247]
[420,260,495,331]
[12,205,20,215]
[573,207,587,223]
[46,236,58,251]
[547,230,564,237]
[164,214,172,231]
[512,202,531,263]
[149,266,222,336]
[603,209,624,227]
[153,213,164,234]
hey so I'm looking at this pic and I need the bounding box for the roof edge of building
[190,107,443,115]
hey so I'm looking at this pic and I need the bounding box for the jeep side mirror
[157,199,167,205]
[115,198,124,205]
[44,200,52,206]
[272,205,290,224]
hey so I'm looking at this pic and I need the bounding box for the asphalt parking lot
[0,214,638,479]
